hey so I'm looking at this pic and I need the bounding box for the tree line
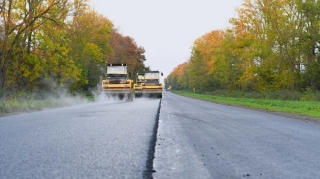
[0,0,148,93]
[165,0,320,93]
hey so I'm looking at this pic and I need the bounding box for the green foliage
[0,0,72,90]
[167,0,320,94]
[0,1,148,94]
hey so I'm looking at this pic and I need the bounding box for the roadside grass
[0,91,93,116]
[1,99,61,114]
[174,91,320,119]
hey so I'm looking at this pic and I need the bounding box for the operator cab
[106,64,128,84]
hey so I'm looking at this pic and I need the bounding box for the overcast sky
[89,0,243,81]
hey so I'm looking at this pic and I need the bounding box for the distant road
[0,99,160,179]
[154,91,320,179]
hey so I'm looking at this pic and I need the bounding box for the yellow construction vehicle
[133,73,145,98]
[101,64,133,100]
[137,71,163,98]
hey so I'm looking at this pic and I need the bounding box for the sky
[89,0,244,81]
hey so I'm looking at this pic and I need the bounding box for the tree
[166,62,190,91]
[230,0,302,91]
[187,30,225,91]
[295,0,320,90]
[67,8,113,91]
[0,0,71,90]
[107,30,148,83]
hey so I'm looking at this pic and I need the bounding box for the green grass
[174,91,320,119]
[0,98,71,115]
[0,93,93,116]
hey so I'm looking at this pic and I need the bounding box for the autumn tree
[67,6,113,91]
[168,0,320,93]
[165,62,190,90]
[0,0,71,90]
[187,30,226,91]
[108,30,148,83]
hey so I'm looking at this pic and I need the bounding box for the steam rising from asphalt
[0,79,127,116]
[46,89,89,107]
[91,82,120,103]
[41,78,121,107]
[37,78,90,108]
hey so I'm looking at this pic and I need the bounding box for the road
[1,92,320,179]
[0,99,160,179]
[153,91,320,179]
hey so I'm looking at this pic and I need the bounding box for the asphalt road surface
[153,91,320,179]
[1,92,320,179]
[0,99,160,179]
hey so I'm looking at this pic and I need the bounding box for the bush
[0,99,8,113]
[301,88,316,101]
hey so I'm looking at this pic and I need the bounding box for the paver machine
[101,63,133,100]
